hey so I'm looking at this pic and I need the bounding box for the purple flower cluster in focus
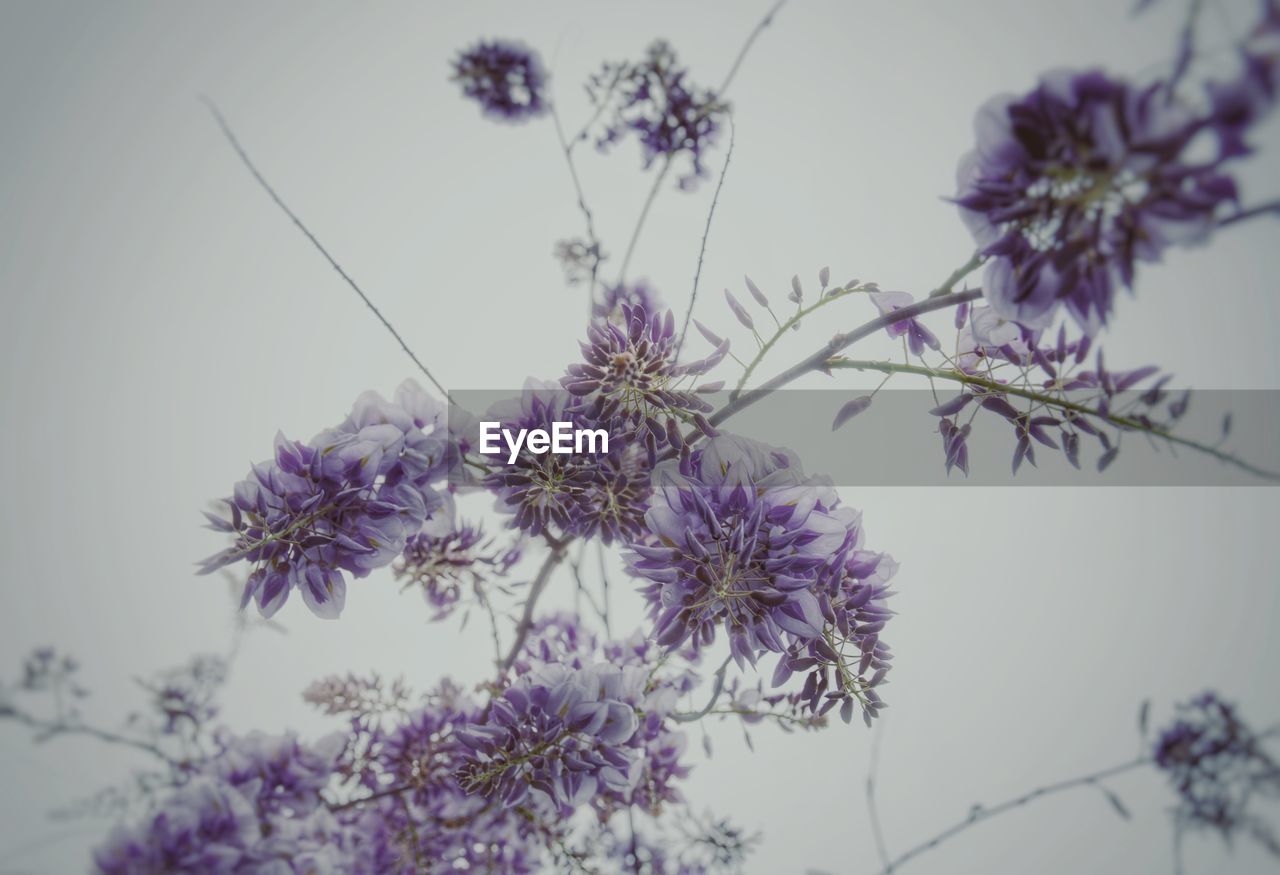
[200,382,454,619]
[626,435,896,723]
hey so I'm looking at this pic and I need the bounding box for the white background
[1,1,1278,872]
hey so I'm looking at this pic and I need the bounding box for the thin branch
[551,103,606,307]
[867,718,891,871]
[707,288,985,428]
[728,281,874,400]
[201,97,450,399]
[617,156,672,284]
[616,0,787,288]
[828,358,1280,481]
[678,115,736,356]
[328,782,412,813]
[881,756,1148,874]
[3,707,182,769]
[718,0,790,94]
[1218,198,1280,228]
[672,654,733,723]
[497,542,568,676]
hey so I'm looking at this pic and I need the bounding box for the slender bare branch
[201,97,450,399]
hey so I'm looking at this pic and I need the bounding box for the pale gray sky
[1,1,1278,873]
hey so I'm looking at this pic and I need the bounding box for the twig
[551,103,606,306]
[201,97,450,399]
[1218,198,1280,228]
[828,358,1280,481]
[678,115,736,356]
[880,756,1148,873]
[328,782,413,813]
[867,718,891,871]
[4,708,182,769]
[497,542,568,675]
[707,288,985,428]
[719,0,790,94]
[617,156,672,284]
[673,654,733,723]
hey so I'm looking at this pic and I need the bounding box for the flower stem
[827,358,1280,480]
[729,283,875,400]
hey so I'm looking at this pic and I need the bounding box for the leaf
[832,396,873,431]
[745,275,769,307]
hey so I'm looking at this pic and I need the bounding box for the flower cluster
[626,435,896,722]
[457,614,694,817]
[482,380,653,543]
[92,731,351,874]
[565,301,720,458]
[452,39,549,122]
[200,382,454,618]
[1153,691,1280,853]
[592,280,664,326]
[591,41,726,187]
[485,298,725,543]
[955,70,1245,333]
[394,516,521,620]
[928,304,1187,476]
[342,684,549,872]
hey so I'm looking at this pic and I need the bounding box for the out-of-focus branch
[880,756,1148,874]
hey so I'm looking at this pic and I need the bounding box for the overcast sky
[1,1,1279,873]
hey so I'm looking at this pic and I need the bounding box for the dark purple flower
[1153,691,1280,852]
[564,302,718,459]
[593,280,665,325]
[592,41,726,188]
[482,381,653,543]
[200,388,453,619]
[92,731,352,874]
[394,513,521,620]
[956,70,1239,333]
[456,662,646,813]
[625,434,897,722]
[452,39,548,122]
[869,291,942,357]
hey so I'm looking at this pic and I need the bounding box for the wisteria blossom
[451,39,549,122]
[5,3,1279,873]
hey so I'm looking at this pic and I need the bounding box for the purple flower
[92,731,352,874]
[592,41,726,188]
[394,512,521,620]
[869,291,941,357]
[1153,691,1280,851]
[452,39,548,122]
[625,435,897,722]
[564,302,718,459]
[483,381,653,543]
[200,388,453,619]
[956,70,1239,333]
[593,280,665,325]
[457,617,694,818]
